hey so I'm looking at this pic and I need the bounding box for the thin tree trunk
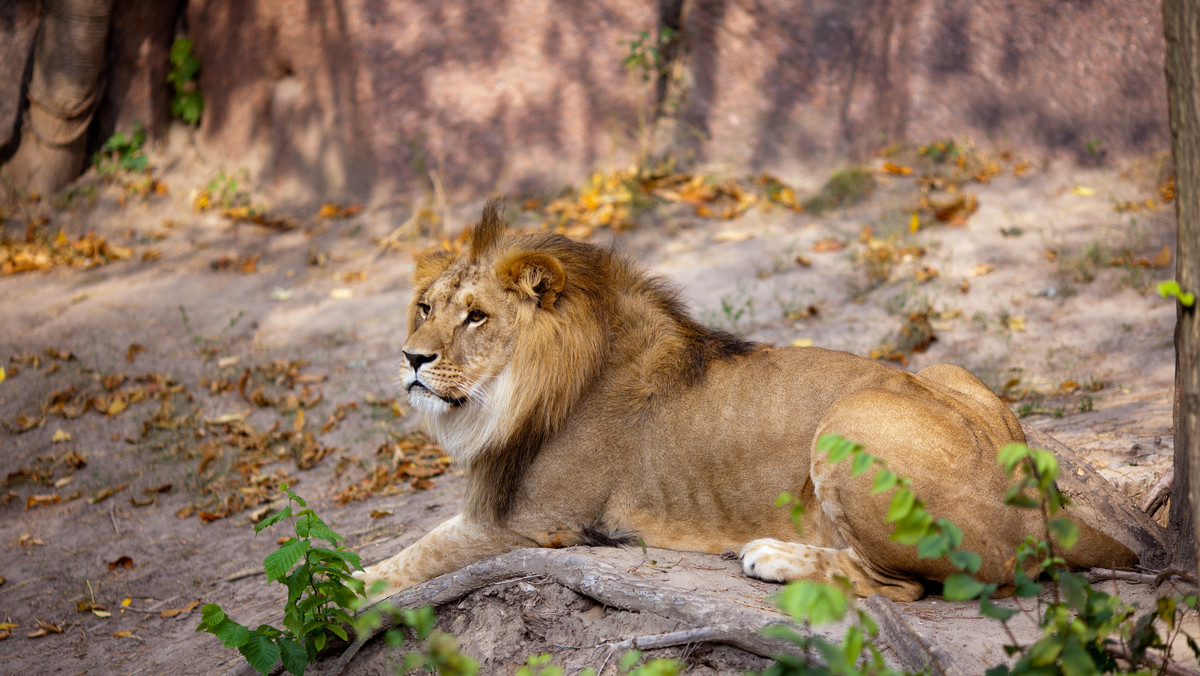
[1164,0,1200,572]
[2,0,113,195]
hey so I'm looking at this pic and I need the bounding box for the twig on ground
[1140,468,1174,515]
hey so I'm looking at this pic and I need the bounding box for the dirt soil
[0,135,1187,675]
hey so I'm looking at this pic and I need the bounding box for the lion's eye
[416,303,431,319]
[465,309,487,325]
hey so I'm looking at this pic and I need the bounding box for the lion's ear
[497,251,566,310]
[413,248,454,289]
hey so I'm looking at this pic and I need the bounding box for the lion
[357,199,1137,602]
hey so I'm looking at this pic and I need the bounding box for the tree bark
[1164,0,1200,572]
[1,0,113,195]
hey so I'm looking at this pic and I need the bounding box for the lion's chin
[407,382,466,410]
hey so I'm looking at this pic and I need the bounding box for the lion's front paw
[740,538,798,582]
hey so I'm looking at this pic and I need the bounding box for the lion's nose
[404,351,437,372]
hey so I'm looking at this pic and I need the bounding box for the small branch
[601,626,737,653]
[1085,566,1198,588]
[1140,468,1174,515]
[1108,644,1200,676]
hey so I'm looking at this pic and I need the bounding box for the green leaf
[850,450,874,477]
[1048,517,1081,551]
[985,665,1011,676]
[886,488,915,523]
[277,636,307,675]
[283,485,307,507]
[265,538,310,582]
[997,443,1030,473]
[942,573,987,601]
[254,505,292,533]
[947,549,982,574]
[1060,641,1096,676]
[199,603,226,628]
[309,546,357,569]
[890,509,934,545]
[238,631,281,675]
[296,514,343,544]
[619,650,642,670]
[842,625,864,667]
[1059,570,1088,611]
[211,619,250,648]
[774,491,793,508]
[872,468,898,494]
[1027,636,1063,667]
[1031,449,1059,486]
[936,519,964,549]
[777,581,848,625]
[818,434,860,464]
[917,532,949,559]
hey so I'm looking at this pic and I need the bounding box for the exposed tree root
[309,548,950,676]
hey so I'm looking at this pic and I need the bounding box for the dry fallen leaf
[88,484,128,504]
[880,161,913,176]
[1072,185,1096,197]
[812,237,846,253]
[160,600,200,619]
[17,533,46,547]
[113,630,134,638]
[711,230,754,243]
[51,428,71,443]
[330,288,353,300]
[25,494,60,510]
[369,509,393,519]
[1006,316,1027,331]
[0,621,16,640]
[107,556,134,570]
[971,263,996,277]
[27,620,62,638]
[1152,245,1171,268]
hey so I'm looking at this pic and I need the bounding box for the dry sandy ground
[0,138,1187,674]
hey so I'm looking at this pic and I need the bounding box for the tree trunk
[1,0,113,195]
[1164,0,1200,572]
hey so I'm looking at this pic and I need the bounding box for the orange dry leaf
[812,237,846,253]
[881,161,913,176]
[125,343,145,363]
[160,600,200,619]
[25,494,60,510]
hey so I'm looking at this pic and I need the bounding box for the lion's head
[398,201,609,501]
[398,199,758,523]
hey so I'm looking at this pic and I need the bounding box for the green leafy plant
[762,578,903,676]
[803,435,1200,676]
[197,485,364,675]
[803,166,876,215]
[1157,280,1196,307]
[621,28,677,81]
[168,36,204,125]
[93,124,149,178]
